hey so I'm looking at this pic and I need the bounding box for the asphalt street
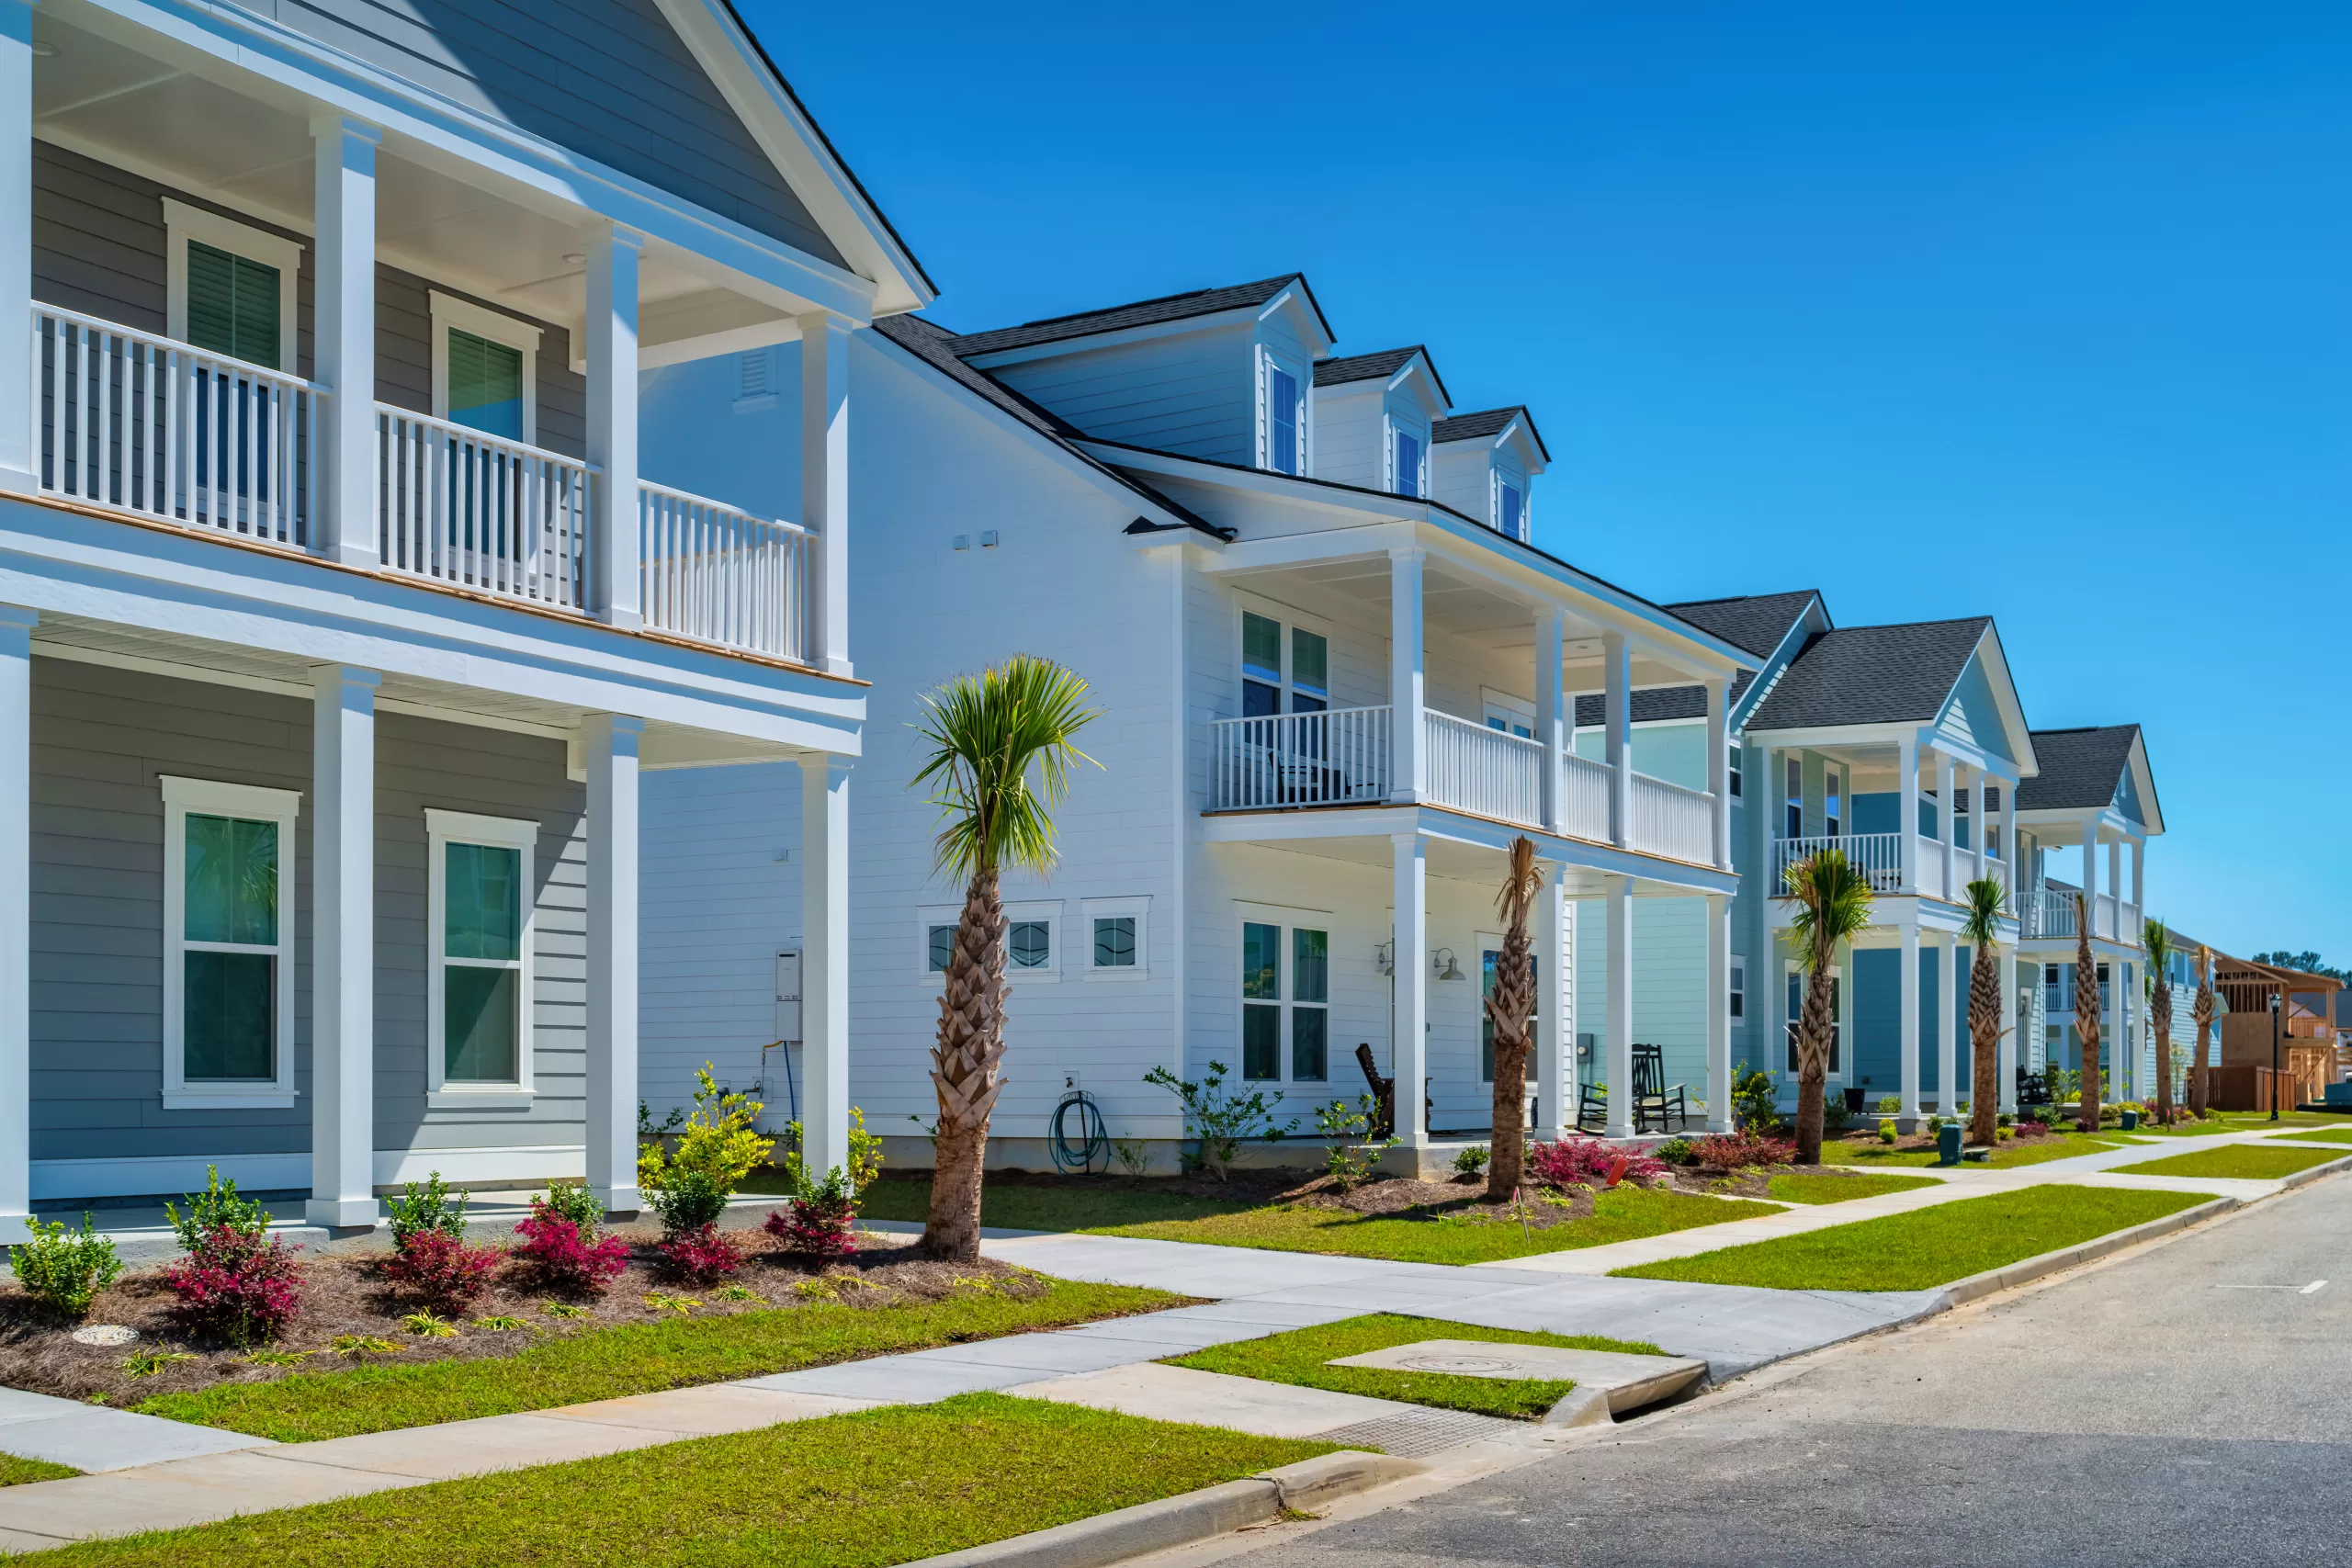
[1242,1176,2352,1567]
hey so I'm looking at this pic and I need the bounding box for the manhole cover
[1396,1354,1520,1374]
[71,1325,138,1347]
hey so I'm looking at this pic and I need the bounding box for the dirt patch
[0,1228,1040,1408]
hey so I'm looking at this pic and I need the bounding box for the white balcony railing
[1630,772,1713,863]
[2023,885,2131,942]
[378,407,592,612]
[1774,831,1905,892]
[639,481,814,661]
[1208,705,1391,811]
[1424,709,1544,828]
[1559,750,1611,842]
[34,305,322,548]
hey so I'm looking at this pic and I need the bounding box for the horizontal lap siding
[274,0,842,263]
[989,324,1256,464]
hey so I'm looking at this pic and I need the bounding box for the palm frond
[910,654,1101,883]
[1779,848,1876,971]
[1494,836,1544,930]
[1960,876,2006,945]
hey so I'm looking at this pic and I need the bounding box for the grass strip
[2109,1145,2345,1180]
[1825,1132,2119,1169]
[1765,1171,1941,1205]
[1609,1185,2205,1292]
[21,1393,1332,1568]
[0,1453,77,1486]
[1169,1313,1661,1419]
[134,1278,1178,1443]
[831,1177,1257,1232]
[2272,1128,2352,1146]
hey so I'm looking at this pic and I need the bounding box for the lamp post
[2270,990,2283,1121]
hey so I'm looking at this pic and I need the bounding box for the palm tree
[1962,878,2007,1149]
[1780,848,1875,1165]
[2075,891,2102,1134]
[2144,919,2175,1124]
[2189,945,2216,1117]
[1485,837,1544,1201]
[911,655,1099,1261]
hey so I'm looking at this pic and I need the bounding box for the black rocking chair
[1632,1044,1689,1134]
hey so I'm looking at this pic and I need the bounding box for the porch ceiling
[1209,821,1712,899]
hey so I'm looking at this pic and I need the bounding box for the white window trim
[1235,902,1334,1086]
[1260,346,1308,474]
[1386,412,1429,498]
[425,808,538,1108]
[162,198,302,375]
[1481,687,1536,738]
[161,775,302,1110]
[919,900,1063,984]
[1235,592,1337,714]
[1493,465,1529,540]
[1080,897,1151,980]
[429,290,542,445]
[1729,957,1747,1021]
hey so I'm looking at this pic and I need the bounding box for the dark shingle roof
[947,275,1325,357]
[1573,670,1757,728]
[1433,406,1551,462]
[1665,591,1824,660]
[2016,726,2140,812]
[1746,617,1992,730]
[1313,346,1449,405]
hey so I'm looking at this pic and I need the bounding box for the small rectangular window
[1728,744,1743,799]
[927,924,955,973]
[1092,916,1136,969]
[427,811,537,1099]
[1291,928,1329,1080]
[1290,628,1328,713]
[1785,757,1804,839]
[164,777,300,1107]
[1269,365,1299,474]
[185,241,281,367]
[447,328,526,441]
[1729,960,1746,1021]
[1241,921,1283,1081]
[1242,611,1283,719]
[1010,920,1052,970]
[1499,480,1524,539]
[1394,430,1422,497]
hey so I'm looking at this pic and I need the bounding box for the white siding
[1311,384,1385,490]
[986,322,1257,463]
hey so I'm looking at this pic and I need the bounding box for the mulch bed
[987,1164,1611,1232]
[0,1228,1035,1408]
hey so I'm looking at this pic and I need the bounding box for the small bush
[1655,1137,1696,1167]
[400,1310,457,1338]
[512,1199,629,1294]
[165,1166,267,1255]
[1820,1095,1853,1134]
[1731,1068,1781,1132]
[386,1173,470,1251]
[1527,1136,1666,1190]
[1925,1113,1947,1134]
[382,1229,503,1311]
[1112,1138,1152,1178]
[10,1213,122,1320]
[1876,1094,1902,1114]
[765,1167,858,1259]
[1316,1097,1393,1190]
[535,1181,607,1233]
[1877,1119,1897,1145]
[648,1168,730,1238]
[1996,1111,2015,1128]
[1145,1060,1297,1180]
[163,1224,302,1347]
[1453,1144,1492,1177]
[1996,1127,2013,1142]
[657,1223,745,1284]
[1690,1131,1798,1169]
[639,1066,775,1200]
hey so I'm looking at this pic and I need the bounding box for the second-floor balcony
[2019,882,2137,944]
[1769,829,2012,904]
[1207,704,1717,864]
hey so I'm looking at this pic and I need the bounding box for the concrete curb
[1938,1196,2240,1307]
[897,1450,1423,1568]
[2278,1151,2352,1190]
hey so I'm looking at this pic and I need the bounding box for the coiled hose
[1049,1088,1112,1176]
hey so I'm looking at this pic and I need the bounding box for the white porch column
[1898,919,1921,1131]
[1996,938,2019,1114]
[1603,631,1632,849]
[798,754,851,1178]
[305,665,379,1229]
[1536,606,1565,833]
[1391,833,1429,1145]
[1532,859,1565,1138]
[585,224,645,630]
[2080,818,2100,943]
[1758,746,1781,889]
[583,713,644,1214]
[1604,873,1634,1138]
[1706,677,1731,870]
[1935,930,1958,1116]
[2130,838,2145,929]
[0,4,36,494]
[1388,549,1425,804]
[1969,768,1988,885]
[2107,838,2122,941]
[0,607,32,1241]
[1897,736,1920,894]
[311,116,381,567]
[1706,892,1732,1133]
[2117,959,2134,1102]
[799,310,854,677]
[1935,749,1956,900]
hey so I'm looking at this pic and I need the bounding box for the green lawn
[2124,1119,2244,1138]
[1097,1186,1778,1266]
[2109,1145,2346,1180]
[840,1176,1254,1232]
[2273,1128,2352,1146]
[1765,1171,1941,1205]
[0,1454,77,1487]
[1609,1185,2207,1292]
[1168,1314,1662,1421]
[1824,1131,2119,1170]
[19,1394,1331,1568]
[134,1278,1177,1443]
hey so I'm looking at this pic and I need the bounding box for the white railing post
[1897,736,1920,894]
[1706,675,1730,870]
[1603,629,1632,848]
[585,223,644,630]
[0,2,33,495]
[1538,606,1565,833]
[311,115,381,566]
[799,310,853,678]
[1389,547,1425,804]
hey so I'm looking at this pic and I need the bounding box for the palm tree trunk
[2153,985,2175,1122]
[1486,926,1532,1201]
[923,868,1008,1261]
[1968,944,2001,1147]
[1794,959,1835,1164]
[2075,898,2102,1134]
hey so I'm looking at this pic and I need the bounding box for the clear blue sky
[742,0,2350,966]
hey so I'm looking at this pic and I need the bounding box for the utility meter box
[775,951,802,1044]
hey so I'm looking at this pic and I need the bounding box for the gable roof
[1434,406,1552,463]
[948,275,1329,357]
[1313,346,1451,406]
[2016,726,2147,815]
[1573,670,1758,728]
[1747,617,1994,731]
[1665,591,1825,661]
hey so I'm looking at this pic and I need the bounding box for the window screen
[186,241,280,367]
[448,328,526,440]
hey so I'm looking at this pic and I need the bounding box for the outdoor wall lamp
[1433,948,1466,982]
[1374,941,1395,976]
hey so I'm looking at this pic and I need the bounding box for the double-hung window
[163,777,300,1108]
[430,292,540,445]
[1393,427,1423,497]
[1498,479,1525,540]
[427,811,537,1101]
[1824,770,1842,838]
[1784,757,1804,839]
[1240,609,1329,718]
[1267,363,1301,474]
[1729,960,1747,1022]
[1727,743,1743,800]
[164,200,300,374]
[1240,916,1329,1082]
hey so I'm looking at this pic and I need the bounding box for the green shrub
[1996,1111,2015,1128]
[534,1179,606,1235]
[386,1172,470,1251]
[1451,1144,1490,1177]
[1821,1095,1853,1134]
[640,1066,775,1198]
[1731,1068,1780,1132]
[648,1169,729,1237]
[164,1166,267,1255]
[1317,1097,1394,1190]
[1877,1119,1897,1145]
[1656,1137,1695,1167]
[1145,1060,1297,1181]
[10,1213,122,1319]
[1876,1094,1902,1114]
[1925,1113,1947,1134]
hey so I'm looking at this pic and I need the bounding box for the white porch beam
[0,3,34,493]
[1533,859,1566,1139]
[1706,677,1730,870]
[1898,919,1921,1132]
[1603,631,1632,849]
[1389,549,1426,804]
[0,606,32,1241]
[1706,891,1732,1134]
[311,116,382,568]
[1897,737,1920,895]
[800,310,854,678]
[1998,937,2019,1115]
[1392,833,1429,1145]
[585,224,646,630]
[798,753,851,1177]
[1969,765,1988,886]
[1936,930,1958,1118]
[305,664,379,1229]
[2081,817,2100,942]
[1537,607,1565,834]
[583,712,644,1214]
[1604,873,1634,1138]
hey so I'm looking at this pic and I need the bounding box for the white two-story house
[639,274,1753,1172]
[0,0,929,1235]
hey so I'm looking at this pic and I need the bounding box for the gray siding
[29,659,586,1172]
[266,0,843,265]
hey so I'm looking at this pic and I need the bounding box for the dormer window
[1499,479,1524,540]
[1261,352,1306,475]
[1393,427,1423,497]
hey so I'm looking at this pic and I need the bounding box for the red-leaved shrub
[1527,1136,1667,1191]
[383,1229,504,1310]
[163,1224,303,1346]
[656,1223,744,1284]
[764,1193,856,1259]
[1689,1131,1798,1168]
[513,1199,630,1293]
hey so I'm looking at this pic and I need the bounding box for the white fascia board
[963,307,1262,369]
[651,0,933,316]
[1386,355,1450,419]
[1963,624,2040,779]
[1741,720,2018,777]
[65,0,876,322]
[1259,285,1334,357]
[2126,732,2164,837]
[1200,804,1739,897]
[0,499,862,752]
